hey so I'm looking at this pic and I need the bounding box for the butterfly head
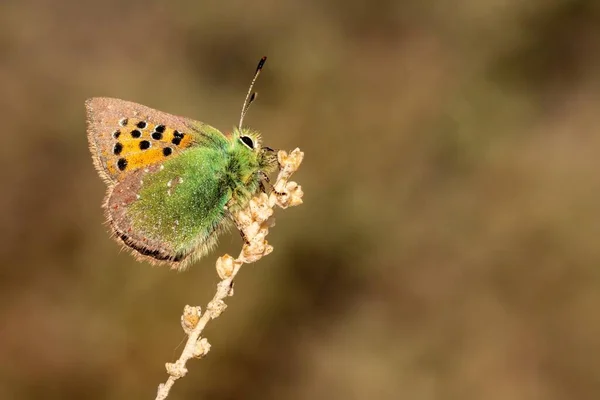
[233,127,278,174]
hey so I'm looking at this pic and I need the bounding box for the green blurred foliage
[1,0,600,399]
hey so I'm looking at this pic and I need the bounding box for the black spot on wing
[152,131,163,140]
[117,158,128,171]
[113,142,123,155]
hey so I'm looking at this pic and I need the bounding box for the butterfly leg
[238,228,249,244]
[259,180,267,194]
[259,171,285,196]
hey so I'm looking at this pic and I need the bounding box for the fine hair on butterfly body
[86,57,278,270]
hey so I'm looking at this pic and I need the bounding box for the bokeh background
[2,0,600,399]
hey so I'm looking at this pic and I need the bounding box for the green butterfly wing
[105,131,234,269]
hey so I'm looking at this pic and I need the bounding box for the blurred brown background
[1,0,600,399]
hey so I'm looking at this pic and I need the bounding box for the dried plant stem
[155,148,304,400]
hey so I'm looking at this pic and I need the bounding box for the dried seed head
[181,305,202,334]
[165,362,187,378]
[216,254,236,279]
[193,338,211,358]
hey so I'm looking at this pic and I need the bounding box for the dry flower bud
[249,193,273,220]
[216,254,236,279]
[243,221,261,240]
[277,150,289,165]
[263,243,274,256]
[165,362,187,378]
[181,305,202,334]
[278,148,304,173]
[287,182,304,207]
[193,338,211,358]
[235,208,252,227]
[241,239,273,263]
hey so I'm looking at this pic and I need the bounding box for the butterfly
[86,57,278,270]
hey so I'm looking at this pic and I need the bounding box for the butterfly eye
[240,136,254,149]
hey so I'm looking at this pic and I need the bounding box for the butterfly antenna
[239,56,267,129]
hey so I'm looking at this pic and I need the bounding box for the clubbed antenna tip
[256,56,267,73]
[239,56,267,129]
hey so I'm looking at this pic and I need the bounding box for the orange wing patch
[105,118,195,179]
